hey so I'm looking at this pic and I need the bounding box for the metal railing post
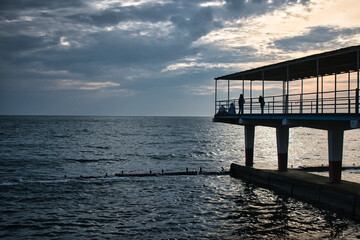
[348,72,351,114]
[273,97,275,113]
[215,80,217,114]
[227,80,230,109]
[357,50,359,115]
[334,74,337,114]
[316,59,319,114]
[250,80,253,114]
[356,88,359,115]
[321,76,324,113]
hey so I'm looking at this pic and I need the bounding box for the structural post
[357,50,359,115]
[276,126,289,172]
[282,81,286,113]
[316,59,319,114]
[321,76,324,113]
[227,80,230,109]
[357,88,359,115]
[242,76,244,95]
[215,80,217,115]
[348,71,351,114]
[328,129,344,183]
[245,125,255,167]
[262,71,265,97]
[334,73,337,113]
[250,80,253,114]
[286,65,289,114]
[300,78,303,114]
[262,71,265,114]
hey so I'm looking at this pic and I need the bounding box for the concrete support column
[328,129,344,183]
[276,126,289,172]
[245,125,255,167]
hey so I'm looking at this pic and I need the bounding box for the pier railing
[216,88,359,115]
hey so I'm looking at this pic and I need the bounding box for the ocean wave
[0,176,126,186]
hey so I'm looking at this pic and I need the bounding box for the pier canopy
[215,45,360,81]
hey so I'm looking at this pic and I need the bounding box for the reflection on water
[1,175,359,239]
[0,116,359,239]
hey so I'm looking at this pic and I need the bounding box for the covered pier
[213,45,360,183]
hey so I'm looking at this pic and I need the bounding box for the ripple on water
[1,117,360,239]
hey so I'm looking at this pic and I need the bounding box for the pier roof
[215,45,360,81]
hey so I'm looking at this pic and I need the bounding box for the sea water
[0,116,359,239]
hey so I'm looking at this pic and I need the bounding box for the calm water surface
[0,116,359,239]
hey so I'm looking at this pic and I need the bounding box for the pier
[213,45,360,183]
[213,45,360,217]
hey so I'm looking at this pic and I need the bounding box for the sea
[0,116,359,239]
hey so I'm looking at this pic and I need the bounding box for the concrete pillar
[245,125,255,167]
[328,129,344,183]
[276,126,289,171]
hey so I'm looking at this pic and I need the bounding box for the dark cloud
[170,7,221,42]
[0,2,221,79]
[0,0,355,116]
[224,0,310,15]
[0,35,57,56]
[69,3,178,26]
[0,0,84,10]
[274,26,360,51]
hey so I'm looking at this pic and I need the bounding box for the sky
[1,0,360,116]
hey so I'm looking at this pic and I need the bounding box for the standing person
[238,94,245,114]
[259,95,265,114]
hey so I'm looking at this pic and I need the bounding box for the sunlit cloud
[162,62,242,72]
[59,37,71,46]
[184,84,214,96]
[199,1,226,7]
[196,0,360,62]
[56,79,120,90]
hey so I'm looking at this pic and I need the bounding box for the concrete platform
[230,163,360,220]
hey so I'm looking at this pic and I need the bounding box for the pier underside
[213,114,360,183]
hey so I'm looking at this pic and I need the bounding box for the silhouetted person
[228,103,236,115]
[259,95,265,114]
[238,94,245,114]
[218,105,226,115]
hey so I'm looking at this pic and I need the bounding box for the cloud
[55,79,120,90]
[68,3,178,26]
[224,0,310,17]
[0,0,84,11]
[0,0,359,116]
[274,26,360,52]
[0,35,54,55]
